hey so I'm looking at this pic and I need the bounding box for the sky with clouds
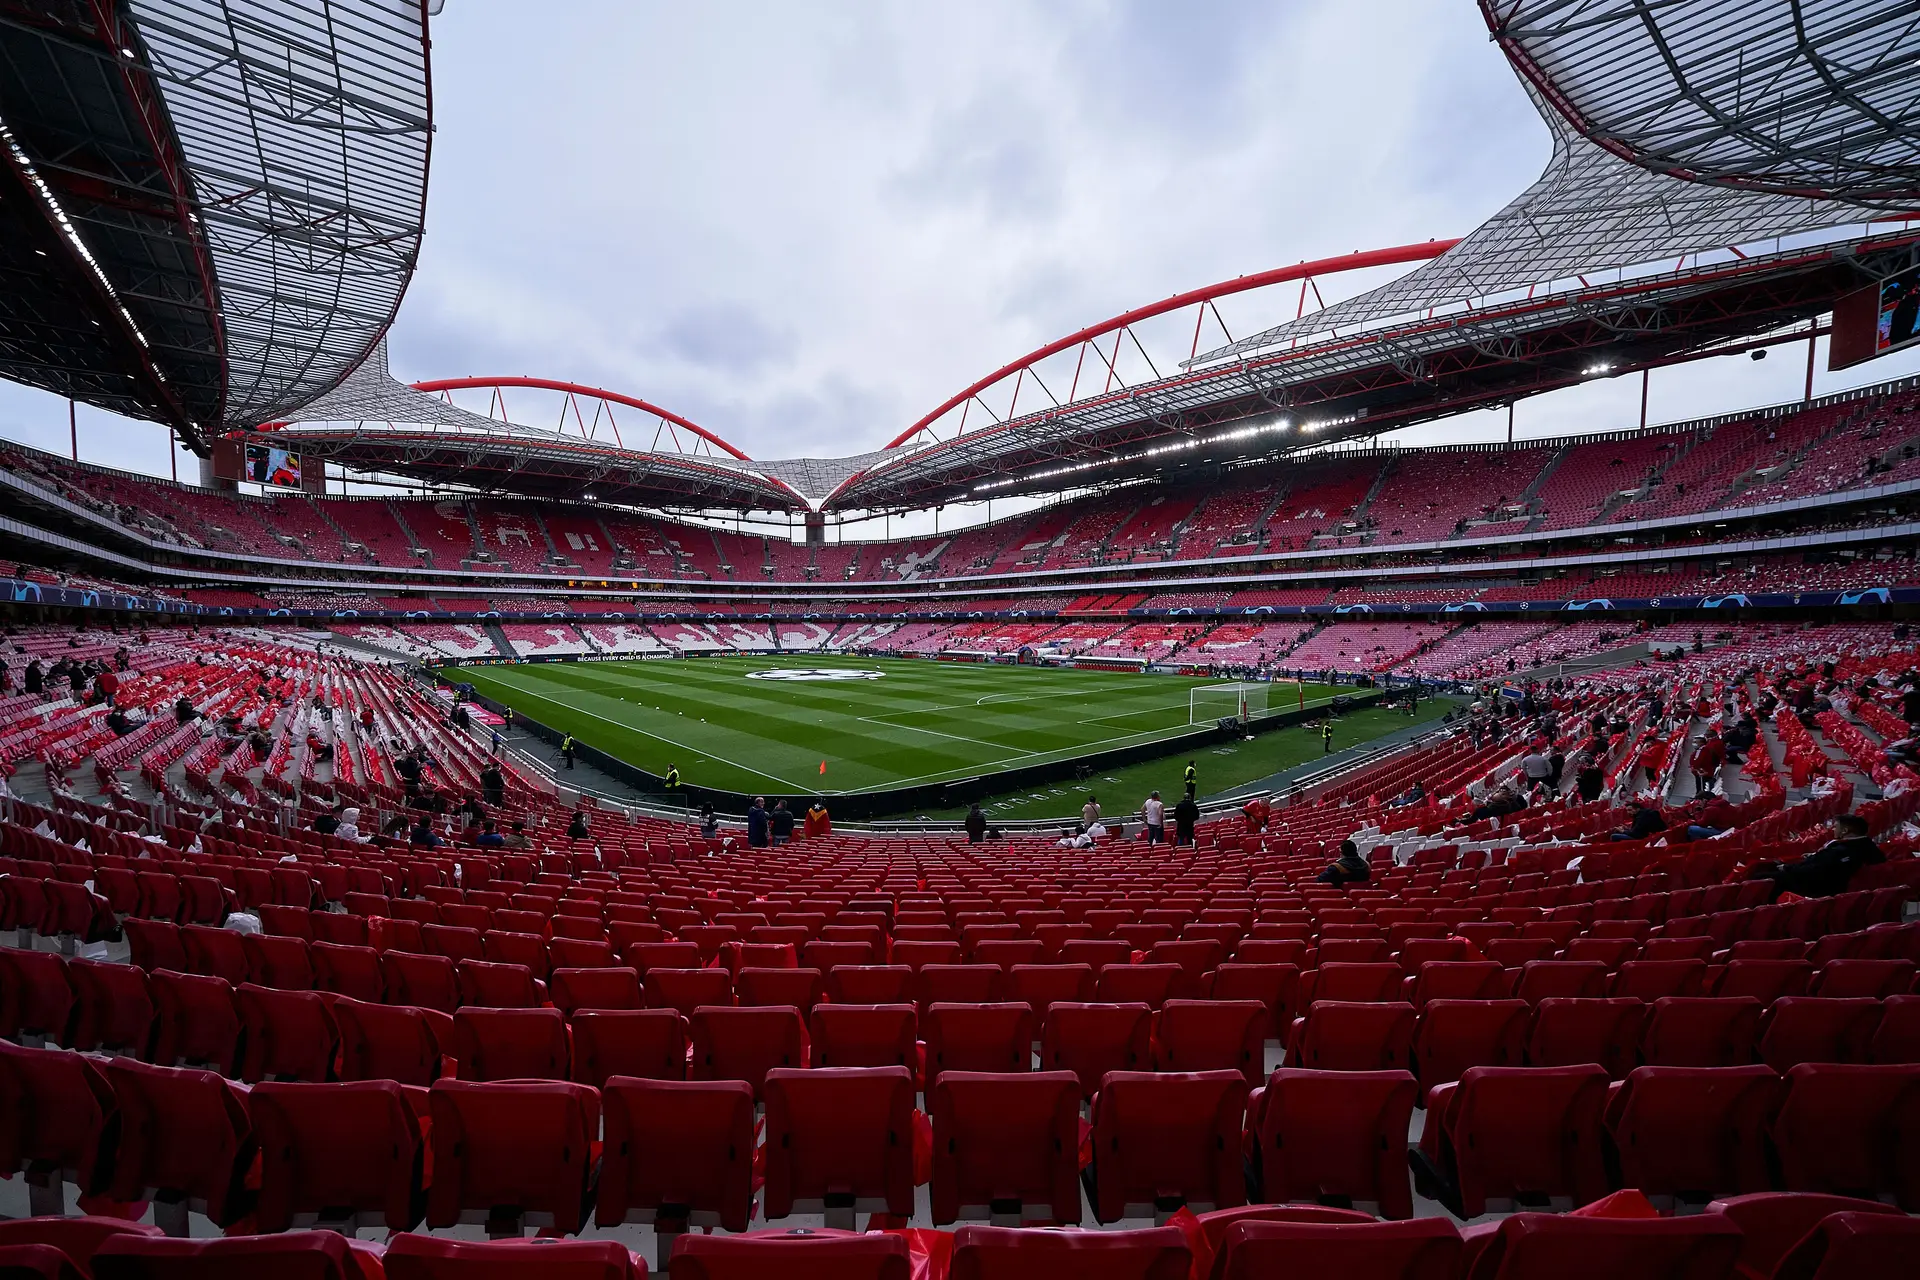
[4,0,1917,518]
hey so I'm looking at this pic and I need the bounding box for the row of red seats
[3,1205,1916,1280]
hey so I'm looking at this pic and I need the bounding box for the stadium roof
[0,0,430,452]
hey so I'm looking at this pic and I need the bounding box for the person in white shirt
[1142,791,1166,844]
[1081,795,1101,831]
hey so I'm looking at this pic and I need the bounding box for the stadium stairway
[480,622,515,661]
[386,499,431,567]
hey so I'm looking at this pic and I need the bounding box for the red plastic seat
[1306,962,1405,1005]
[309,914,369,948]
[648,968,734,1019]
[1714,959,1815,1004]
[1458,1212,1741,1280]
[455,959,542,1010]
[1252,1068,1418,1220]
[1040,1002,1152,1098]
[762,1066,915,1225]
[949,1224,1188,1280]
[925,1002,1033,1078]
[599,1077,756,1234]
[691,1006,806,1099]
[420,924,485,964]
[1873,993,1920,1063]
[0,1218,159,1277]
[251,1079,424,1233]
[1288,1001,1417,1071]
[1527,998,1647,1079]
[122,919,186,973]
[1603,1065,1781,1200]
[1214,1218,1460,1280]
[1812,959,1916,999]
[1416,1064,1610,1217]
[1006,965,1096,1025]
[382,1234,641,1280]
[146,970,240,1074]
[1643,997,1763,1067]
[482,931,552,979]
[1770,1211,1920,1280]
[1151,940,1225,998]
[1157,1000,1267,1084]
[451,1007,569,1081]
[235,984,338,1083]
[0,1041,116,1216]
[809,1004,917,1069]
[736,967,822,1013]
[1612,959,1709,1001]
[426,1079,601,1234]
[1411,1000,1530,1094]
[242,934,314,991]
[825,966,912,1004]
[918,965,1004,1012]
[1706,1191,1905,1280]
[930,1071,1082,1226]
[101,1059,254,1229]
[1769,1062,1920,1209]
[1757,998,1884,1071]
[310,942,384,1003]
[572,1009,688,1087]
[1208,964,1299,1035]
[332,997,445,1086]
[0,950,73,1045]
[63,959,152,1056]
[380,951,459,1014]
[550,966,644,1014]
[1512,961,1608,1005]
[1095,963,1181,1010]
[1406,962,1509,1008]
[90,1232,363,1280]
[667,1229,909,1280]
[1087,1070,1248,1222]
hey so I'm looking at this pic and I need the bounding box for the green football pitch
[455,654,1341,797]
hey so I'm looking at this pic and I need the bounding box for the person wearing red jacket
[1690,728,1726,796]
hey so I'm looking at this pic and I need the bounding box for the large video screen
[1877,262,1920,357]
[245,443,301,489]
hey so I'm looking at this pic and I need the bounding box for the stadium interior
[1,1,1920,1277]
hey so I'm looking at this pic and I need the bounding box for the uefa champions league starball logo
[745,668,886,681]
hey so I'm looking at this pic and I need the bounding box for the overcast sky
[4,0,1918,508]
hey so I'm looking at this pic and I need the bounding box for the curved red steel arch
[410,376,754,461]
[884,239,1459,450]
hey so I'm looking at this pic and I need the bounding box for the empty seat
[1405,962,1508,1008]
[455,959,541,1010]
[101,1059,254,1230]
[1873,994,1920,1063]
[1612,959,1709,1001]
[809,1004,917,1069]
[1157,1000,1267,1084]
[762,1066,915,1226]
[1041,1002,1153,1098]
[180,926,248,985]
[1812,959,1916,1000]
[1758,998,1884,1071]
[426,1079,601,1235]
[0,950,73,1046]
[1095,964,1182,1010]
[599,1077,756,1235]
[1458,1212,1741,1280]
[451,1007,569,1081]
[667,1228,910,1280]
[1643,997,1762,1068]
[310,943,384,1004]
[64,959,152,1056]
[242,934,314,991]
[1412,1000,1530,1094]
[550,966,644,1014]
[949,1224,1189,1280]
[1088,1070,1248,1223]
[736,967,822,1013]
[1603,1065,1781,1201]
[930,1071,1082,1226]
[146,971,240,1074]
[1513,961,1609,1005]
[0,1041,116,1216]
[332,997,445,1086]
[1288,1001,1417,1071]
[1769,1062,1920,1209]
[1251,1068,1418,1220]
[691,1006,806,1099]
[1006,965,1095,1025]
[482,931,552,979]
[826,966,912,1005]
[0,1218,160,1277]
[251,1079,424,1234]
[919,965,1006,1011]
[90,1232,363,1280]
[648,968,734,1019]
[1212,1217,1460,1280]
[1306,963,1405,1005]
[1416,1064,1610,1217]
[1762,1209,1920,1280]
[380,951,460,1014]
[1527,998,1647,1079]
[925,1003,1033,1078]
[235,985,339,1083]
[382,1234,642,1280]
[1705,1191,1906,1280]
[572,1009,688,1087]
[1714,959,1815,1003]
[122,919,187,973]
[1208,964,1299,1034]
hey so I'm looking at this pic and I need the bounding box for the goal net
[1190,681,1270,726]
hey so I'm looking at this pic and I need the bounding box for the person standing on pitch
[1183,760,1197,797]
[1320,721,1334,754]
[560,733,576,769]
[1142,791,1165,845]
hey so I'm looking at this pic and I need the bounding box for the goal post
[1190,681,1270,726]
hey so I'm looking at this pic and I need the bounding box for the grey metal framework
[0,0,429,449]
[1484,0,1920,208]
